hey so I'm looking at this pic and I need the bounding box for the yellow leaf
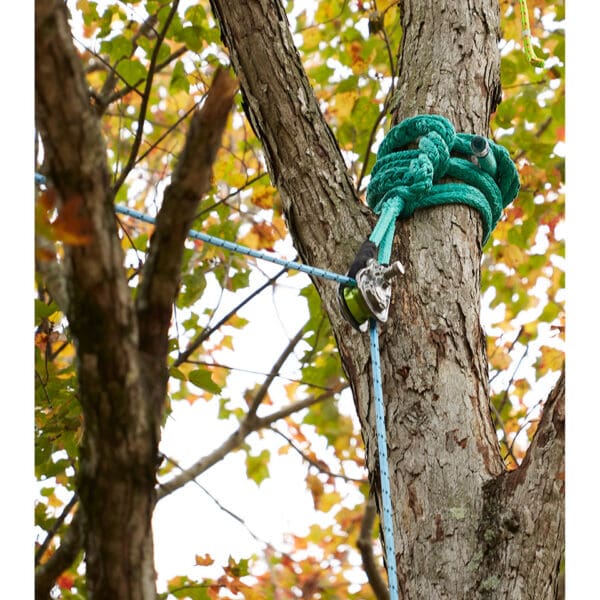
[537,345,564,374]
[306,473,324,510]
[195,553,215,566]
[237,231,261,250]
[319,490,342,513]
[331,91,358,120]
[502,244,525,268]
[251,185,277,209]
[302,27,321,50]
[47,493,63,508]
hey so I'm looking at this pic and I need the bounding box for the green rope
[366,115,520,264]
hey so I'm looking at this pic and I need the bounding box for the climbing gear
[338,240,404,332]
[518,0,545,68]
[37,113,520,600]
[366,114,520,265]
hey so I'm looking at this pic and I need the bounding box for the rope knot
[365,114,520,264]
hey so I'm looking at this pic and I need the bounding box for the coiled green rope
[367,114,520,264]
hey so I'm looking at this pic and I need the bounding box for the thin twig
[270,426,366,484]
[161,454,273,547]
[134,102,199,166]
[174,267,288,367]
[112,0,181,194]
[35,493,78,565]
[185,358,333,391]
[247,327,306,419]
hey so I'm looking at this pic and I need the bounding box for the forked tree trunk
[35,2,236,597]
[209,1,564,598]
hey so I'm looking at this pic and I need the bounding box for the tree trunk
[35,2,236,597]
[209,0,564,598]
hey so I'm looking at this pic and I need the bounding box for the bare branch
[357,495,390,600]
[270,426,366,483]
[112,0,181,193]
[35,510,83,600]
[174,267,287,367]
[247,327,306,418]
[161,454,275,547]
[35,494,78,566]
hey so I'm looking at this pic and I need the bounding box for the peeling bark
[209,0,564,598]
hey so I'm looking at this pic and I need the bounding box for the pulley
[338,240,404,332]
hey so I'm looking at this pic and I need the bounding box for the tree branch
[510,369,564,492]
[478,370,565,597]
[135,67,237,397]
[35,510,83,600]
[357,495,390,600]
[208,0,371,299]
[35,494,78,566]
[158,327,304,498]
[247,327,305,418]
[174,267,286,367]
[111,0,181,193]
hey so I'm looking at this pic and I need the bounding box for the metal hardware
[470,136,497,177]
[339,240,404,332]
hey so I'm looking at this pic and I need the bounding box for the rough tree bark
[35,1,236,598]
[209,1,564,598]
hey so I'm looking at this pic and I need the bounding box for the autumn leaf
[56,573,76,590]
[52,194,94,245]
[306,473,324,510]
[195,553,215,566]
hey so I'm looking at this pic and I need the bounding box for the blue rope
[36,172,400,596]
[114,205,356,287]
[33,173,355,287]
[369,318,399,600]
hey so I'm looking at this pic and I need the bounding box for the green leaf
[35,299,60,321]
[229,269,250,291]
[169,366,186,381]
[188,369,221,394]
[116,58,147,86]
[246,449,270,485]
[169,60,189,94]
[100,35,132,62]
[178,26,204,53]
[226,555,250,577]
[185,5,208,28]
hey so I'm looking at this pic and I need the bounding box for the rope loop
[366,114,520,264]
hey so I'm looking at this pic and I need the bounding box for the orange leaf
[53,194,94,245]
[306,473,324,510]
[195,553,215,566]
[56,573,75,590]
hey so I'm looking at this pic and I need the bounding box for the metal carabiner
[338,240,404,332]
